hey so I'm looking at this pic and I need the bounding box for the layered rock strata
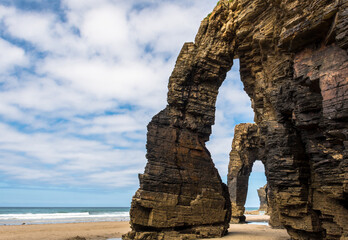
[227,124,283,227]
[258,185,268,212]
[227,123,262,223]
[125,0,348,239]
[123,5,234,240]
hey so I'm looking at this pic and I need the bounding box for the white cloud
[0,165,64,181]
[252,160,265,173]
[86,169,143,187]
[0,75,117,126]
[81,114,144,134]
[0,38,28,71]
[0,0,255,191]
[208,137,233,158]
[39,57,168,108]
[4,11,53,43]
[130,2,205,55]
[0,122,146,187]
[2,9,78,57]
[207,65,254,179]
[80,5,130,52]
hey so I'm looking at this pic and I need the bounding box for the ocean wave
[89,211,129,216]
[0,212,129,220]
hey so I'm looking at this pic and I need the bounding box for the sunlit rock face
[227,124,285,228]
[124,0,348,239]
[123,4,234,239]
[258,185,267,212]
[227,123,261,224]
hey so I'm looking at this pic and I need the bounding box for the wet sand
[0,221,130,240]
[205,224,290,240]
[245,214,270,222]
[205,215,290,240]
[0,216,290,240]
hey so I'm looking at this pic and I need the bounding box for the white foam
[0,212,129,220]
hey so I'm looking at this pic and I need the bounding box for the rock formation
[125,0,348,239]
[227,124,284,227]
[122,5,234,239]
[227,123,261,223]
[258,185,267,212]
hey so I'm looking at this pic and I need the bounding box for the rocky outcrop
[227,123,262,223]
[227,123,283,227]
[266,186,283,229]
[125,0,348,239]
[122,5,234,240]
[228,0,348,238]
[258,185,267,212]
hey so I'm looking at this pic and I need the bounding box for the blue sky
[0,0,265,207]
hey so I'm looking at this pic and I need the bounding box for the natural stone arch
[123,5,236,239]
[124,1,348,240]
[227,123,264,224]
[227,123,282,228]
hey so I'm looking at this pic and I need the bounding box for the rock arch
[227,123,282,228]
[123,1,348,239]
[227,123,263,224]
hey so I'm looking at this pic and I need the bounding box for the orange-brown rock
[227,124,283,228]
[228,123,261,224]
[258,185,267,212]
[125,0,348,239]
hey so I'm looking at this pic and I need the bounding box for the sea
[0,207,265,226]
[0,207,130,225]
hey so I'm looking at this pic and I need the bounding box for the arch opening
[207,59,254,183]
[245,160,267,212]
[207,59,270,226]
[125,0,348,238]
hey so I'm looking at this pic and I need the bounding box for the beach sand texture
[0,216,290,240]
[0,221,129,240]
[205,224,290,240]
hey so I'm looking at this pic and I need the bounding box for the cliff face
[124,0,348,240]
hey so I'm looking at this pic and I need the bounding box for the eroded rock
[125,0,348,239]
[123,3,234,239]
[258,185,267,212]
[227,123,261,223]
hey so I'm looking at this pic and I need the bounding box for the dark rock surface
[125,0,348,239]
[227,124,284,228]
[123,4,234,239]
[227,123,261,224]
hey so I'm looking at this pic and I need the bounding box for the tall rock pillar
[123,3,236,239]
[125,0,348,239]
[257,185,267,212]
[227,123,262,223]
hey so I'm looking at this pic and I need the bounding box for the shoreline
[0,219,130,226]
[0,216,290,240]
[0,221,130,240]
[0,215,268,227]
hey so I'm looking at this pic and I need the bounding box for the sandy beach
[205,224,290,240]
[0,215,290,240]
[0,221,130,240]
[245,214,270,222]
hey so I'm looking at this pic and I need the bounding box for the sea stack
[124,0,348,239]
[258,185,267,212]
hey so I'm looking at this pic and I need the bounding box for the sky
[0,0,266,207]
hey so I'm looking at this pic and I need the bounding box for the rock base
[123,225,228,240]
